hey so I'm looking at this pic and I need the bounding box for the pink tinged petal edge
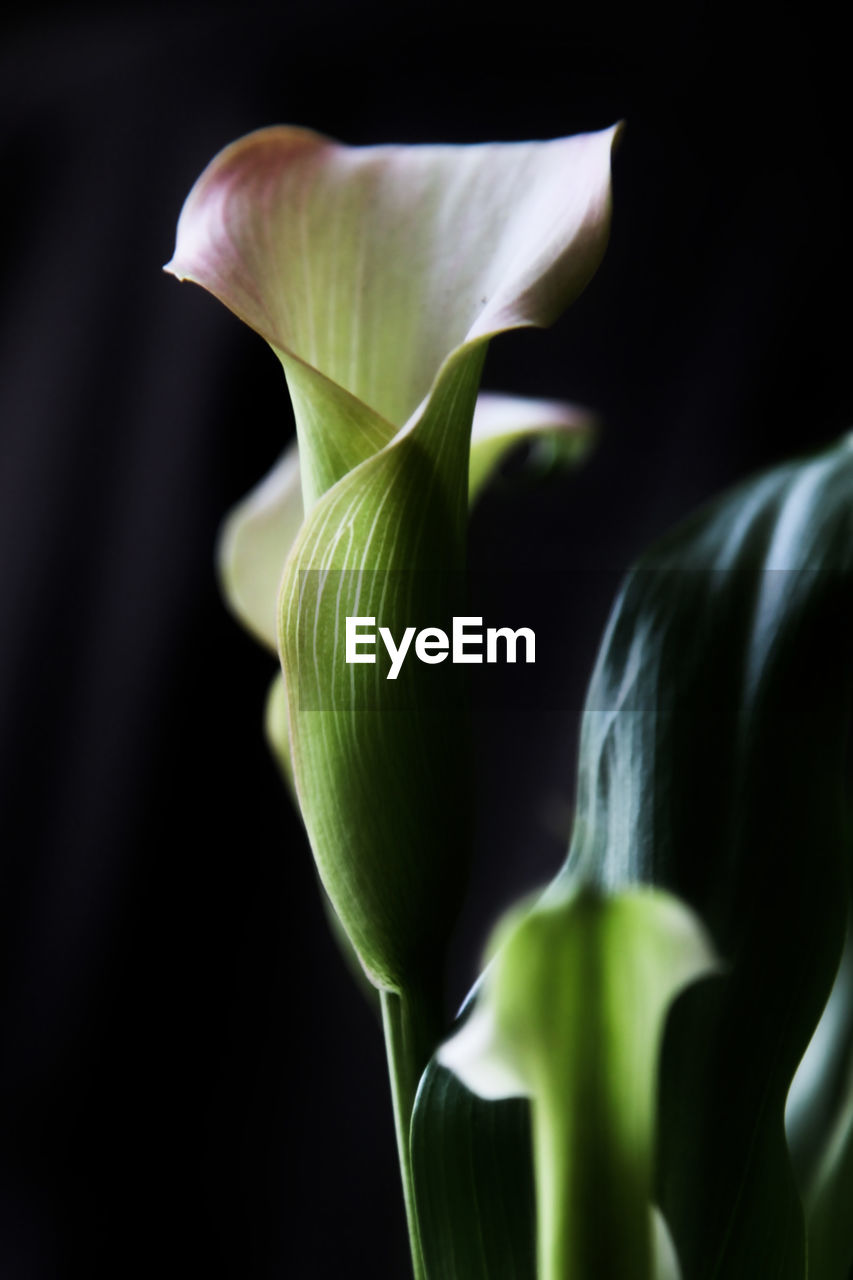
[164,123,622,429]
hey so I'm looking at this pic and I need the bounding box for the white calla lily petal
[167,125,620,435]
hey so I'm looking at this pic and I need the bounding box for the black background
[1,2,851,1276]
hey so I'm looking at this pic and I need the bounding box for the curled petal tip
[167,122,622,430]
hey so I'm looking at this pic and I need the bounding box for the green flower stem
[532,1089,572,1280]
[381,983,442,1279]
[532,1084,649,1280]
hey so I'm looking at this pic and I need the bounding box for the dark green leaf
[414,435,853,1278]
[412,1061,536,1279]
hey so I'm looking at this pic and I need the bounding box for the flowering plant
[168,126,853,1280]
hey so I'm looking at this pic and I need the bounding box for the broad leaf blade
[787,917,853,1192]
[412,1063,536,1279]
[804,1067,853,1280]
[787,917,853,1279]
[413,435,853,1278]
[563,439,853,1277]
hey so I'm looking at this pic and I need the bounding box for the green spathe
[440,882,716,1280]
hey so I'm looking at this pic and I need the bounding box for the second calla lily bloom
[166,123,620,993]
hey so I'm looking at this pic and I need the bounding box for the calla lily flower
[439,882,717,1280]
[166,124,620,995]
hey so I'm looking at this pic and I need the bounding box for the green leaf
[412,1061,537,1279]
[786,917,853,1191]
[786,916,853,1279]
[413,434,853,1278]
[652,1209,683,1280]
[565,437,853,1277]
[802,1061,853,1280]
[438,883,715,1280]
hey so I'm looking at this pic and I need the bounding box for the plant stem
[381,984,441,1280]
[533,1083,652,1280]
